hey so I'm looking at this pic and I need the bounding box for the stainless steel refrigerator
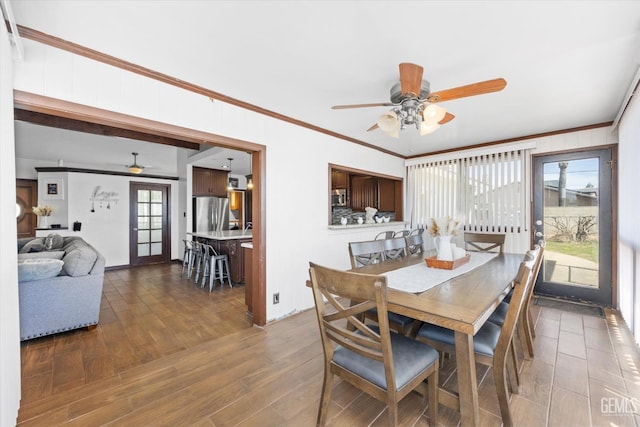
[193,197,229,232]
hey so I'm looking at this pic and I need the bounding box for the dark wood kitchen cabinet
[243,245,253,314]
[350,176,378,210]
[193,166,228,197]
[212,238,252,284]
[331,170,348,189]
[377,178,396,211]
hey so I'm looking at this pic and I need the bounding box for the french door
[532,148,614,306]
[130,183,170,266]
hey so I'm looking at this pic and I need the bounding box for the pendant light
[226,157,234,191]
[246,151,254,190]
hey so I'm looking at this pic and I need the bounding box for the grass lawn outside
[546,240,599,263]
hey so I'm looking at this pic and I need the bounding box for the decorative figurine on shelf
[364,206,377,224]
[340,217,348,226]
[357,217,364,224]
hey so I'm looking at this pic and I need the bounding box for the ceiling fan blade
[427,78,507,103]
[399,63,424,98]
[439,112,455,125]
[367,123,379,132]
[331,102,394,110]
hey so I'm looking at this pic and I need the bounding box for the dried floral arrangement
[32,205,55,216]
[427,216,461,237]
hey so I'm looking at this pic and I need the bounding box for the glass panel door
[532,148,613,305]
[130,183,170,266]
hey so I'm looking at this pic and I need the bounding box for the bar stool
[192,241,206,284]
[181,239,195,278]
[200,244,232,291]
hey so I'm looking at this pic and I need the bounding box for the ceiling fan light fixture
[377,110,400,138]
[128,152,144,174]
[423,103,447,123]
[419,121,440,136]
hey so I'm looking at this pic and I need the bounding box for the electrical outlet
[273,293,280,304]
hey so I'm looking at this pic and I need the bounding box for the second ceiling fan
[332,63,507,138]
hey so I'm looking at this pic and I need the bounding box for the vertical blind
[407,150,524,233]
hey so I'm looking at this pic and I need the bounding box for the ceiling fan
[331,63,507,138]
[126,152,145,174]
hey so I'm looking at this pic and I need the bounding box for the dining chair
[348,239,386,269]
[393,230,410,238]
[489,241,546,359]
[383,237,407,260]
[350,239,419,335]
[409,227,425,236]
[405,233,425,255]
[463,232,506,253]
[375,230,395,240]
[308,262,439,427]
[416,260,534,427]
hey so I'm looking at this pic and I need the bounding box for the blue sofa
[17,235,105,341]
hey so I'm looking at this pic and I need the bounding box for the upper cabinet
[350,176,378,210]
[377,178,396,211]
[329,165,403,220]
[331,170,348,189]
[193,166,228,197]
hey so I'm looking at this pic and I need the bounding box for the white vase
[435,235,453,261]
[38,216,49,229]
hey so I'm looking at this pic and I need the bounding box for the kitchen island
[188,230,252,283]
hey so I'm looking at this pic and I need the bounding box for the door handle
[133,228,138,231]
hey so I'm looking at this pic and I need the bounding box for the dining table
[352,251,523,427]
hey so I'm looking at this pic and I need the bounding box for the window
[407,150,524,233]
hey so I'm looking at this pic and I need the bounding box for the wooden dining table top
[353,252,523,336]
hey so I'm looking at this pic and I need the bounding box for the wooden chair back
[383,237,407,260]
[309,262,392,366]
[348,239,386,269]
[405,234,425,255]
[308,262,439,426]
[485,257,532,427]
[463,232,506,253]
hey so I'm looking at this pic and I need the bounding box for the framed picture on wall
[43,178,64,200]
[228,177,239,189]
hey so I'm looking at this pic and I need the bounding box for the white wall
[0,19,21,427]
[618,92,640,345]
[13,37,406,321]
[33,170,180,267]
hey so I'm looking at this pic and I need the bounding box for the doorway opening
[14,91,267,325]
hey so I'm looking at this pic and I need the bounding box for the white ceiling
[10,1,640,159]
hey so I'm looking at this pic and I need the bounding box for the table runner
[384,252,498,293]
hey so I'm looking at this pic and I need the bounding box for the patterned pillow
[18,258,64,282]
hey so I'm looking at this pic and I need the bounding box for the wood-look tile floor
[18,263,640,426]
